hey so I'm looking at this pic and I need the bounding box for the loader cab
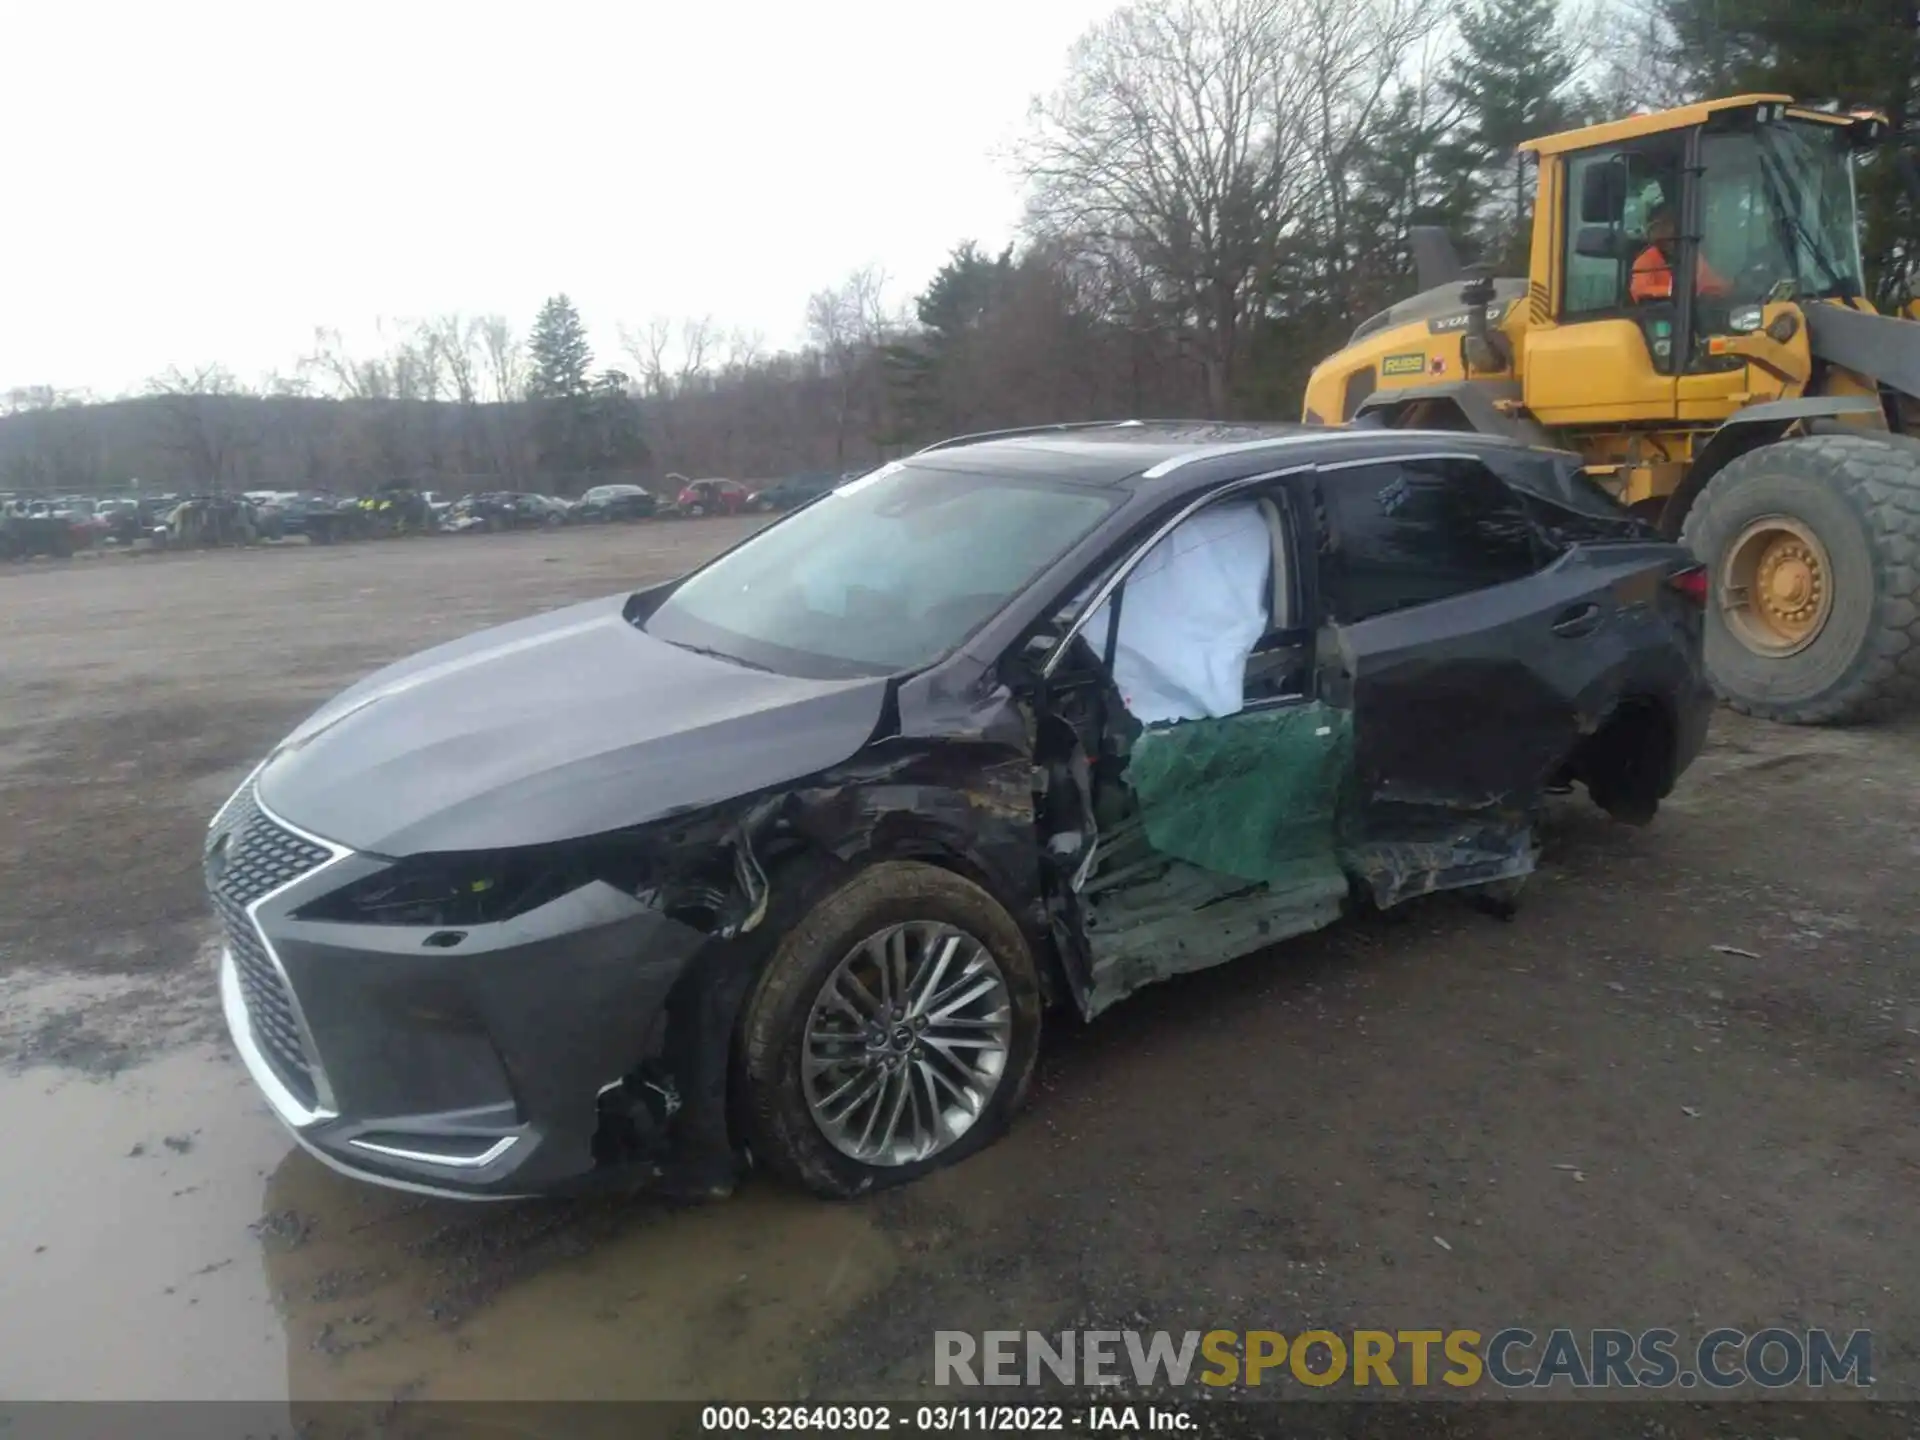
[1524,99,1870,428]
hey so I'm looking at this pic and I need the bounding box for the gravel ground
[0,523,1914,1432]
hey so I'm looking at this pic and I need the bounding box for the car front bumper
[211,787,713,1199]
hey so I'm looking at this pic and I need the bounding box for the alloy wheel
[800,922,1012,1167]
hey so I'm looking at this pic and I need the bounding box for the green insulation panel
[1123,701,1352,886]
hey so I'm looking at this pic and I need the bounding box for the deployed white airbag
[1086,501,1271,724]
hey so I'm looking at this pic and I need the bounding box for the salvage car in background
[748,473,840,512]
[573,483,658,523]
[0,506,80,558]
[672,478,752,516]
[206,421,1712,1202]
[273,493,361,545]
[446,492,564,532]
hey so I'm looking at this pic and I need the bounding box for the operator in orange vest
[1631,200,1731,303]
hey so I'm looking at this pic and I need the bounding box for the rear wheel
[1681,434,1920,724]
[739,862,1042,1198]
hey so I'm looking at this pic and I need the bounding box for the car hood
[255,594,891,855]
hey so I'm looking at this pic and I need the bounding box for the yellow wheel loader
[1303,95,1920,724]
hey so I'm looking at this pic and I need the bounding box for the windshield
[1701,120,1864,302]
[644,461,1116,678]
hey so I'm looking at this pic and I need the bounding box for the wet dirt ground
[1,523,1916,1417]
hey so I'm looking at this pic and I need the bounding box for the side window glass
[1320,460,1539,623]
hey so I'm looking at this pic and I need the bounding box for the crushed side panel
[1338,810,1537,911]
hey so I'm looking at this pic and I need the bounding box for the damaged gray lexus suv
[207,422,1713,1200]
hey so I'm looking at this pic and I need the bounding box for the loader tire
[1681,433,1920,724]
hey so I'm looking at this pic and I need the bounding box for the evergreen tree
[525,294,596,478]
[1440,0,1591,269]
[1349,85,1484,295]
[585,369,648,471]
[886,241,1015,440]
[526,294,594,400]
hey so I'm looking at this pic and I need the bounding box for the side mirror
[1580,161,1628,225]
[1575,226,1632,260]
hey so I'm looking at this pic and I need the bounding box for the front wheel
[1681,434,1920,724]
[739,862,1042,1198]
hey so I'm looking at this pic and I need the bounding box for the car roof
[905,420,1569,491]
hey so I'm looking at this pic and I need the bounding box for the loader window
[1699,122,1865,303]
[1561,141,1684,318]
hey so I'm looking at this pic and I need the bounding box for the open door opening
[1029,491,1352,1019]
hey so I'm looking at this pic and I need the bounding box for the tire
[1681,433,1920,724]
[687,504,706,517]
[739,861,1042,1198]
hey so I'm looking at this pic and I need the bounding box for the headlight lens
[295,850,594,926]
[293,830,743,929]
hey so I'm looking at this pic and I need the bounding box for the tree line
[1,0,1911,498]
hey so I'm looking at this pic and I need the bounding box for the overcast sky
[0,0,1119,398]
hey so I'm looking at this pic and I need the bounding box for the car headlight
[293,830,747,931]
[295,849,600,927]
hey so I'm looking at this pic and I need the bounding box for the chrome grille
[207,784,333,1109]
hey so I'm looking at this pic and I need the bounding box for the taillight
[1667,565,1709,605]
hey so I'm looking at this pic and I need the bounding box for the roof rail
[912,419,1151,454]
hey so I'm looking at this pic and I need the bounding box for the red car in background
[674,479,753,517]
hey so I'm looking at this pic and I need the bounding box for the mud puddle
[0,1046,288,1399]
[0,1045,895,1401]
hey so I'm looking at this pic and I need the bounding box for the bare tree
[1022,0,1317,416]
[423,314,482,405]
[303,327,396,400]
[145,364,255,490]
[1296,0,1452,314]
[1,385,79,416]
[620,316,677,398]
[1021,0,1444,415]
[678,316,716,389]
[722,327,767,376]
[1583,0,1693,115]
[477,315,526,404]
[806,265,894,463]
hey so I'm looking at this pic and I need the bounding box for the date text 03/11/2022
[701,1405,1191,1432]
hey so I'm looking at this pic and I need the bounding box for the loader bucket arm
[1804,303,1920,401]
